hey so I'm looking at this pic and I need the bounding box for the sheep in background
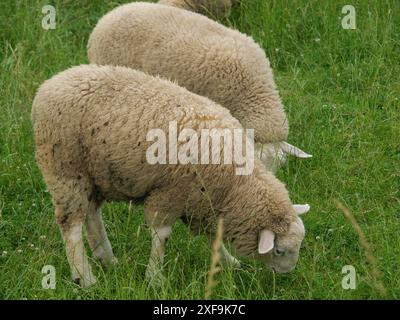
[32,65,309,287]
[158,0,232,18]
[87,2,312,173]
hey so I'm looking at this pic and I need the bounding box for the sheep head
[258,204,309,273]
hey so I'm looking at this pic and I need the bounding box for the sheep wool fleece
[32,65,297,259]
[88,2,289,144]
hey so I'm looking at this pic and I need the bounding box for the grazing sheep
[32,65,309,287]
[158,0,232,18]
[87,2,312,173]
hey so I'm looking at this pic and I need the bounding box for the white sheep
[87,2,312,173]
[32,65,310,287]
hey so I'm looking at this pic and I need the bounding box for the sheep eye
[275,248,285,256]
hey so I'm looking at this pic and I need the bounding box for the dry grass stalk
[335,200,387,297]
[205,218,224,300]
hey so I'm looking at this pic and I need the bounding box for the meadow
[0,0,399,299]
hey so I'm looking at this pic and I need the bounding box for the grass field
[0,0,399,299]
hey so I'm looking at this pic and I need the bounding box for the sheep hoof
[229,261,242,270]
[231,260,242,270]
[73,273,97,288]
[110,256,119,265]
[100,255,118,268]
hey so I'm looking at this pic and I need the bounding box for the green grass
[0,0,399,299]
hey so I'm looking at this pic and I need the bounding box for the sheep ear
[280,142,312,158]
[258,229,275,254]
[293,204,310,215]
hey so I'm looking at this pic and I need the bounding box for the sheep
[32,65,309,287]
[158,0,232,18]
[87,2,312,173]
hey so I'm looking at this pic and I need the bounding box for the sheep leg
[85,207,117,267]
[48,174,97,288]
[56,205,97,288]
[36,140,98,287]
[220,244,241,269]
[145,225,172,287]
[143,186,187,286]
